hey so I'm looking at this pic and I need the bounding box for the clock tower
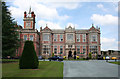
[23,7,36,29]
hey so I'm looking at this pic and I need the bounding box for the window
[83,46,86,54]
[54,34,57,41]
[54,46,57,54]
[30,35,33,41]
[91,35,97,42]
[60,46,63,54]
[43,34,49,41]
[68,45,72,48]
[67,34,73,41]
[24,35,27,41]
[77,46,80,54]
[76,34,80,42]
[82,34,86,42]
[43,45,50,54]
[60,35,63,41]
[90,46,97,54]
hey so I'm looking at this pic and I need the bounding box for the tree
[2,2,20,58]
[19,41,39,69]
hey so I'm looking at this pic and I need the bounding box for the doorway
[68,51,72,58]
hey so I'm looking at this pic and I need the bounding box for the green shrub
[88,52,92,59]
[52,53,54,57]
[19,41,39,69]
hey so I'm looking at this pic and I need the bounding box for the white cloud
[9,6,24,19]
[66,23,79,28]
[44,2,80,10]
[97,4,107,12]
[91,14,118,26]
[101,37,118,50]
[37,20,62,31]
[97,4,104,8]
[8,0,70,22]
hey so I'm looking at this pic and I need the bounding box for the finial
[46,24,48,27]
[29,6,31,14]
[92,23,94,27]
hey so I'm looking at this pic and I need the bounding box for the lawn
[2,60,63,78]
[108,61,120,65]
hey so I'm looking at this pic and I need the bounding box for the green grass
[108,61,120,65]
[2,61,63,77]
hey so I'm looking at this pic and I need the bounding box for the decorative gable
[89,24,97,32]
[42,26,52,32]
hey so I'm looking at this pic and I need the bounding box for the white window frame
[30,35,33,41]
[60,35,63,41]
[24,35,27,41]
[77,46,80,54]
[54,46,57,54]
[43,34,50,41]
[83,46,86,54]
[60,46,63,54]
[92,35,97,42]
[54,34,57,42]
[82,34,86,42]
[76,34,80,42]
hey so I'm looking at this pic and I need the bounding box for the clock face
[26,22,31,28]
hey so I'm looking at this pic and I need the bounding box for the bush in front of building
[52,53,54,57]
[88,52,92,59]
[19,41,39,69]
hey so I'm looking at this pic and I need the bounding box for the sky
[5,0,119,51]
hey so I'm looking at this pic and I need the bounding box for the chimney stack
[31,11,34,17]
[24,11,27,18]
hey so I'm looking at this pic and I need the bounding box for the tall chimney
[31,11,34,17]
[24,11,27,18]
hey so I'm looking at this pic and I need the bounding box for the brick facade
[16,9,101,58]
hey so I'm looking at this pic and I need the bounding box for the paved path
[63,60,118,77]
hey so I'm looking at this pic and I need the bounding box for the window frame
[24,35,27,41]
[77,46,80,54]
[30,35,33,41]
[82,34,86,42]
[76,34,80,42]
[43,34,50,41]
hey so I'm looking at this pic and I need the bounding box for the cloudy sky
[6,0,119,51]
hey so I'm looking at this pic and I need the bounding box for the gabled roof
[89,24,97,31]
[42,25,52,32]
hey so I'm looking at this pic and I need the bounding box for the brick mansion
[16,9,101,58]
